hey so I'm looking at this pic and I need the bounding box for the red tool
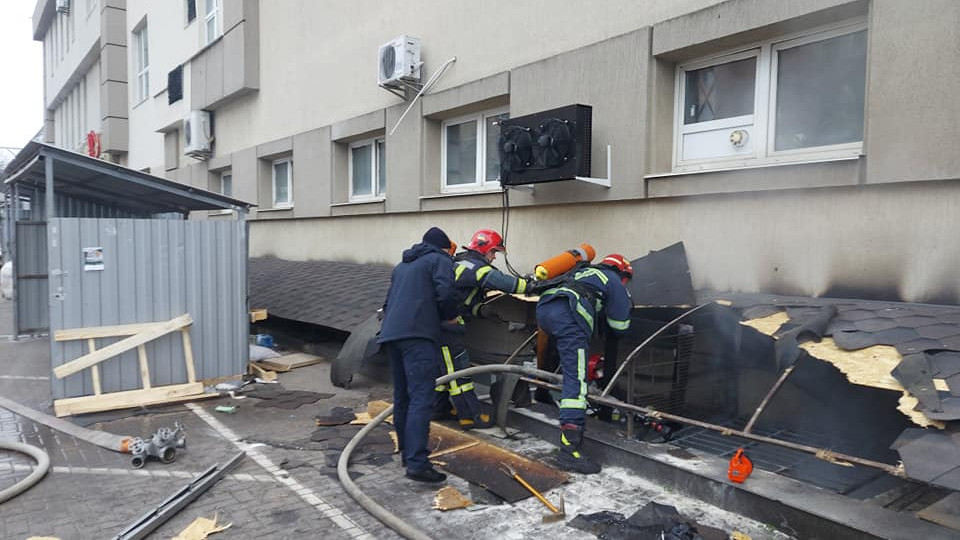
[728,448,753,483]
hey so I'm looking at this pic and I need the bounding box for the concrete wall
[126,0,960,304]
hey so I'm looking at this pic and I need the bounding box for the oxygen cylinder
[534,243,596,280]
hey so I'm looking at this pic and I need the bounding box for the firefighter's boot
[556,423,601,474]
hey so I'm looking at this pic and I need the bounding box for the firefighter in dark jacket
[536,254,633,474]
[436,229,529,429]
[377,227,458,483]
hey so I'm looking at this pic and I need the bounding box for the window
[674,20,866,171]
[272,159,292,208]
[204,0,220,45]
[133,24,149,103]
[168,65,184,104]
[185,0,196,23]
[220,172,232,197]
[441,108,508,191]
[349,138,386,200]
[87,0,97,17]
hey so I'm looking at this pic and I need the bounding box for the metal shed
[2,143,254,402]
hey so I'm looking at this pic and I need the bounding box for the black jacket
[378,242,457,344]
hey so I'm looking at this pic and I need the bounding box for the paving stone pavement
[0,297,786,540]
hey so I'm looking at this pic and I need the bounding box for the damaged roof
[703,290,960,491]
[249,257,392,332]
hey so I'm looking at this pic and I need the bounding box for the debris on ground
[433,486,472,511]
[172,515,232,540]
[315,406,355,426]
[244,387,334,409]
[255,352,325,372]
[568,501,728,540]
[214,405,237,414]
[351,400,394,424]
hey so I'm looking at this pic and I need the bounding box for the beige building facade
[34,0,960,304]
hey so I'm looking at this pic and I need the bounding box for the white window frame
[86,0,97,19]
[220,171,232,197]
[348,138,385,202]
[271,158,293,209]
[673,19,867,172]
[133,24,149,104]
[440,107,508,193]
[203,0,221,45]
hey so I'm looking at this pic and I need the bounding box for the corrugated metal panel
[15,222,48,333]
[31,190,152,219]
[49,218,248,400]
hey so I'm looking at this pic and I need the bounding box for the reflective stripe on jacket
[538,266,632,335]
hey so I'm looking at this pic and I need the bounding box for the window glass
[274,161,290,204]
[485,113,508,182]
[376,140,386,195]
[351,144,373,197]
[775,30,867,151]
[684,57,756,124]
[135,26,149,102]
[204,0,218,44]
[221,173,232,197]
[445,120,478,185]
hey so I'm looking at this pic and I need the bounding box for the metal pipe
[502,331,538,365]
[602,303,712,397]
[44,155,54,221]
[521,377,902,475]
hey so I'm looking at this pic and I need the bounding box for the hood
[402,242,445,262]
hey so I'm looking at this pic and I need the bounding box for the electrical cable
[388,57,458,136]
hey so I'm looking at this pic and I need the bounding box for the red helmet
[600,253,633,280]
[466,229,505,255]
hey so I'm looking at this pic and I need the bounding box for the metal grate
[667,416,886,494]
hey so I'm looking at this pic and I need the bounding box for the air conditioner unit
[378,35,421,88]
[56,0,70,14]
[183,110,213,159]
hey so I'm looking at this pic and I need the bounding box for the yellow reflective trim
[476,266,492,280]
[561,433,571,446]
[575,267,608,284]
[576,303,594,331]
[560,398,587,409]
[454,264,468,280]
[607,317,630,331]
[435,385,446,392]
[441,346,460,394]
[460,382,475,392]
[464,288,478,306]
[516,278,527,294]
[577,348,587,403]
[573,451,582,458]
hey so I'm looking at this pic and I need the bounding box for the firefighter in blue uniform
[377,227,458,483]
[435,229,529,429]
[535,254,633,474]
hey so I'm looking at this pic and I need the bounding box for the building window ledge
[420,189,502,200]
[332,198,385,207]
[258,206,293,213]
[646,155,861,180]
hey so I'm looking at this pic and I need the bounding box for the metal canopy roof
[3,142,254,215]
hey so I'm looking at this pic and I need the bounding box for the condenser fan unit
[498,104,592,186]
[498,125,535,175]
[380,47,397,83]
[536,119,574,168]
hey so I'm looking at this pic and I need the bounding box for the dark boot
[459,413,494,430]
[556,423,601,474]
[405,467,447,483]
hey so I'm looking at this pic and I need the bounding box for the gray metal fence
[15,222,48,334]
[48,218,248,399]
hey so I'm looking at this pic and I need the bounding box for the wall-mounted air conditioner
[56,0,70,14]
[183,110,213,159]
[378,35,421,89]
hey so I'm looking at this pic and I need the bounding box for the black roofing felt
[248,257,392,333]
[3,142,253,214]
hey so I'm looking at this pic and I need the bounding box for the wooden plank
[181,328,197,383]
[257,353,325,372]
[87,339,102,396]
[137,345,151,390]
[53,314,193,379]
[54,321,168,341]
[247,361,277,382]
[53,382,205,417]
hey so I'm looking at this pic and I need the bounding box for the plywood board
[53,382,205,417]
[256,353,324,372]
[741,311,789,337]
[428,422,568,503]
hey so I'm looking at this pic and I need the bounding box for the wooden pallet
[52,314,205,417]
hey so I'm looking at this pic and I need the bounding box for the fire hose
[0,440,50,504]
[338,362,905,539]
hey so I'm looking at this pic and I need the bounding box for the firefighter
[535,254,633,474]
[436,229,529,430]
[378,227,459,483]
